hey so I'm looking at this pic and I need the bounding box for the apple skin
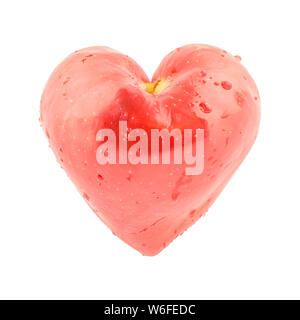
[40,44,260,256]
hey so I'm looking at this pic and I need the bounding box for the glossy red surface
[40,44,260,255]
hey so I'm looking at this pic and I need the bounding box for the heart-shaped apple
[40,44,260,255]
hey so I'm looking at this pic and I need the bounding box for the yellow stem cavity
[140,79,169,95]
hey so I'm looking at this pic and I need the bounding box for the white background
[0,0,299,300]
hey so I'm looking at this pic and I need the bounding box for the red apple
[40,44,260,255]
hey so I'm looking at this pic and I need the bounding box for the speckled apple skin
[40,44,260,255]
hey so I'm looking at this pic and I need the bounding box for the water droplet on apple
[83,192,90,201]
[63,77,70,85]
[221,81,232,90]
[189,210,196,218]
[220,112,230,119]
[97,174,103,183]
[199,102,212,113]
[235,91,245,107]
